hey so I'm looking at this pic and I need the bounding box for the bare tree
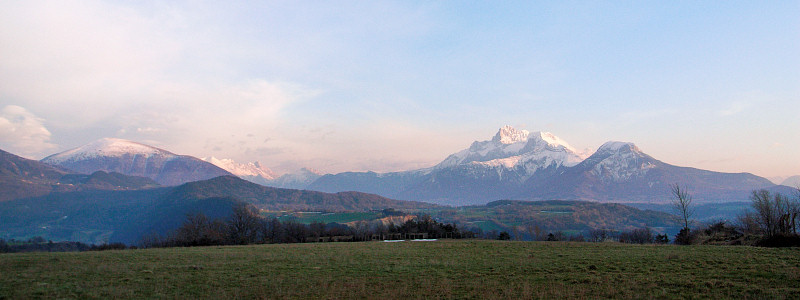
[670,183,694,231]
[589,229,610,243]
[791,185,800,235]
[736,211,762,235]
[751,189,776,237]
[176,213,210,246]
[751,189,800,238]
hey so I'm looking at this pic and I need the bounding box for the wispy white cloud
[0,1,318,162]
[0,1,797,177]
[0,105,57,158]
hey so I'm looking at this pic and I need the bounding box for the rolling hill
[0,174,437,245]
[0,148,160,201]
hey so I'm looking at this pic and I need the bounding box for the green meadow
[1,240,798,299]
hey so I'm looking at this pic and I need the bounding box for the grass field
[1,240,798,299]
[262,211,385,224]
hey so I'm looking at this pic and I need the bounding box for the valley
[0,128,793,246]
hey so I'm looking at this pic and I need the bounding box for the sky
[1,1,798,179]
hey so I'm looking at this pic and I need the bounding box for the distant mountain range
[301,126,788,205]
[26,129,793,206]
[0,144,434,244]
[2,128,778,245]
[201,156,322,189]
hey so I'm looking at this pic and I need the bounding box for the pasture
[1,240,798,299]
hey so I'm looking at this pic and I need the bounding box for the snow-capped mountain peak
[202,157,277,180]
[435,126,586,174]
[43,138,171,164]
[586,141,655,182]
[523,131,585,156]
[41,138,231,186]
[492,125,530,144]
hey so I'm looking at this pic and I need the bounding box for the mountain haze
[268,168,323,189]
[203,156,277,185]
[781,175,800,188]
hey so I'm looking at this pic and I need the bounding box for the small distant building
[405,233,428,240]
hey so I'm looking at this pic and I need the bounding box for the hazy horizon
[1,1,798,178]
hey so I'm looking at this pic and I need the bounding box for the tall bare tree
[670,183,694,231]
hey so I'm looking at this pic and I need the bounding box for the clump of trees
[738,189,800,247]
[618,228,654,244]
[687,221,744,245]
[482,226,672,244]
[141,204,475,248]
[664,187,800,247]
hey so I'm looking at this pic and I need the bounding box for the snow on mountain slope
[203,157,276,180]
[42,138,231,186]
[299,125,780,205]
[435,126,587,179]
[306,126,591,205]
[588,141,657,182]
[43,138,163,164]
[522,140,775,203]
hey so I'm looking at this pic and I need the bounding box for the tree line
[0,236,127,253]
[140,205,475,248]
[486,227,670,244]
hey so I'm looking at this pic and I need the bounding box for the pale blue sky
[1,1,798,178]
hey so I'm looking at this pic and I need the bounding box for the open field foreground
[1,240,798,299]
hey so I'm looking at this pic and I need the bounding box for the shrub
[755,234,800,247]
[498,231,511,240]
[674,228,692,245]
[655,234,669,244]
[619,228,654,244]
